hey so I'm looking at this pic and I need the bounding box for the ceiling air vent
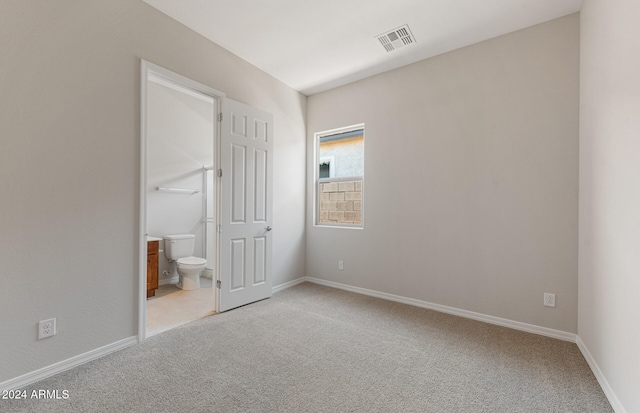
[376,25,416,53]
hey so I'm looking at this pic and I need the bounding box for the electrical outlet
[544,293,556,308]
[39,318,56,339]
[338,260,344,270]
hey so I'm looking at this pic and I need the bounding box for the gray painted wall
[579,0,640,411]
[306,14,580,333]
[0,0,306,383]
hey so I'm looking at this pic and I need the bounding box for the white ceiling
[143,0,583,96]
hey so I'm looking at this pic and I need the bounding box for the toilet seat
[177,256,206,268]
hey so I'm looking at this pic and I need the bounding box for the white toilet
[163,234,207,290]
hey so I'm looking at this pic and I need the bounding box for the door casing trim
[139,60,225,342]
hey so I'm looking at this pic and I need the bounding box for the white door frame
[138,60,225,342]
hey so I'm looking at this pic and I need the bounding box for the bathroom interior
[145,74,217,337]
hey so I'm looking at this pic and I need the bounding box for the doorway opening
[139,61,224,340]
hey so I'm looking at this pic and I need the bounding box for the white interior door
[216,99,273,312]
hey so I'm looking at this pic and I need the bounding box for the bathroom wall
[0,0,306,385]
[146,78,215,283]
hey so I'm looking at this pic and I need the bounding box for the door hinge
[218,113,223,122]
[217,224,222,233]
[216,280,221,289]
[217,169,222,178]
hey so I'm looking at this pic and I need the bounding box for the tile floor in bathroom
[146,276,215,337]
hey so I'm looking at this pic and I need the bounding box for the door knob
[265,226,272,232]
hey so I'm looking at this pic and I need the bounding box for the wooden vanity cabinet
[147,240,159,298]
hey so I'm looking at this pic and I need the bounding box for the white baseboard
[0,336,137,393]
[304,277,577,342]
[576,337,627,413]
[272,277,306,294]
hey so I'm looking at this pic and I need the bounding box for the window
[315,125,364,227]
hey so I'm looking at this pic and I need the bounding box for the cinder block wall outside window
[319,180,362,224]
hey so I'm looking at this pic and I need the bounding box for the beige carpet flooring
[4,282,612,412]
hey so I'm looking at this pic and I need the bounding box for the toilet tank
[163,234,195,260]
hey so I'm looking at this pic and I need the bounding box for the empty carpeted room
[1,1,638,412]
